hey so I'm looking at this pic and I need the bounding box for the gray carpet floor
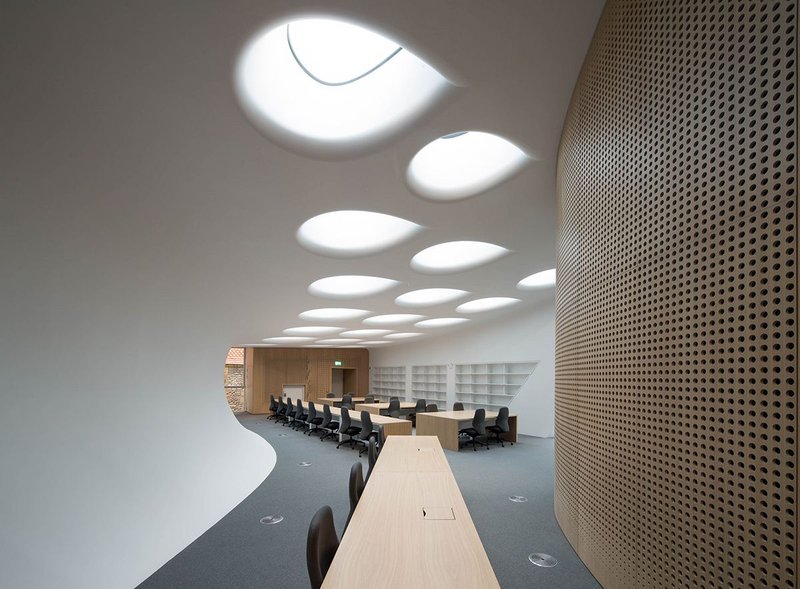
[137,414,600,589]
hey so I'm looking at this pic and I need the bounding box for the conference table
[354,401,416,416]
[416,410,517,451]
[325,406,412,438]
[318,396,368,407]
[322,435,501,588]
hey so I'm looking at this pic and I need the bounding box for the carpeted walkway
[138,414,600,589]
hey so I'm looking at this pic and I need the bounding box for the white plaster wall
[369,299,556,437]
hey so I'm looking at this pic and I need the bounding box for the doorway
[331,367,357,396]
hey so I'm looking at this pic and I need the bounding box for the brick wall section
[224,364,245,413]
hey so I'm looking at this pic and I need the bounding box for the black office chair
[486,407,513,447]
[345,461,365,531]
[453,402,465,411]
[306,402,324,435]
[364,395,375,403]
[326,392,334,398]
[366,438,379,483]
[293,399,308,431]
[354,411,377,456]
[387,397,401,419]
[319,403,340,442]
[459,408,489,451]
[306,505,339,589]
[426,403,438,412]
[408,398,427,426]
[275,397,288,423]
[341,394,353,409]
[283,397,296,426]
[266,395,279,419]
[336,407,361,449]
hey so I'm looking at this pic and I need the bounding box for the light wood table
[355,401,416,416]
[318,396,367,407]
[322,436,500,588]
[416,410,517,451]
[326,406,412,438]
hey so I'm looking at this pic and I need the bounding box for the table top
[418,410,516,421]
[322,436,500,588]
[355,401,416,410]
[326,406,409,426]
[318,396,368,404]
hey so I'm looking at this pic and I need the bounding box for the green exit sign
[334,360,342,366]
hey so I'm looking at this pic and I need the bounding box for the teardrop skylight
[361,341,390,345]
[456,297,521,314]
[407,131,530,200]
[415,318,471,328]
[308,275,400,299]
[517,268,557,289]
[282,326,343,336]
[363,314,426,326]
[340,329,393,338]
[297,210,423,257]
[261,336,315,344]
[394,288,470,307]
[299,308,371,321]
[411,241,510,274]
[235,17,450,153]
[384,332,423,339]
[315,338,364,345]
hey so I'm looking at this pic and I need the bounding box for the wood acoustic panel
[246,347,369,413]
[555,1,798,588]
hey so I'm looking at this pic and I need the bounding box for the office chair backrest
[306,505,339,589]
[472,408,486,435]
[340,407,351,431]
[346,462,365,529]
[453,402,464,411]
[376,424,386,445]
[287,398,294,414]
[341,394,353,409]
[326,392,334,398]
[364,395,374,403]
[388,398,400,411]
[297,399,304,415]
[414,399,426,412]
[426,404,438,412]
[495,406,510,431]
[277,397,285,412]
[389,396,399,403]
[367,438,378,480]
[359,411,373,439]
[320,403,332,427]
[269,394,276,409]
[308,402,317,421]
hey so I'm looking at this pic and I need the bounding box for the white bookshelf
[410,364,447,408]
[454,362,536,411]
[370,366,406,401]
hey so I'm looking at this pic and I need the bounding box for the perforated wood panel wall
[554,1,798,588]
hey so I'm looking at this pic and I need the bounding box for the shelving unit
[454,362,536,411]
[410,364,447,408]
[370,366,406,401]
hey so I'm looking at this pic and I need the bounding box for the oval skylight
[340,329,393,338]
[282,326,343,336]
[363,314,426,326]
[407,131,530,200]
[308,275,400,299]
[261,336,315,344]
[297,210,423,257]
[315,338,364,345]
[235,17,450,153]
[394,288,470,307]
[415,318,471,328]
[299,308,371,321]
[456,297,521,314]
[360,341,391,345]
[517,268,557,289]
[410,241,510,274]
[384,332,423,339]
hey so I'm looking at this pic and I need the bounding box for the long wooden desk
[416,410,517,451]
[318,396,368,407]
[355,401,416,416]
[322,436,500,588]
[326,406,412,438]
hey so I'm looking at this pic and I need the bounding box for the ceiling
[1,0,605,352]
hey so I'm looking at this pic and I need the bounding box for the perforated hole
[554,2,797,588]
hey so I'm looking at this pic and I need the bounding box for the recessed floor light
[283,326,343,336]
[407,131,530,200]
[363,314,426,325]
[394,288,470,307]
[456,297,521,314]
[299,308,371,321]
[261,336,315,344]
[234,17,450,152]
[411,241,510,274]
[297,210,423,257]
[517,268,556,289]
[315,338,364,345]
[308,275,400,299]
[414,318,471,328]
[384,332,423,339]
[340,329,393,338]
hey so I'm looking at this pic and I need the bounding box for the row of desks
[322,435,501,588]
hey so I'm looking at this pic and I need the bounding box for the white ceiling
[1,0,605,351]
